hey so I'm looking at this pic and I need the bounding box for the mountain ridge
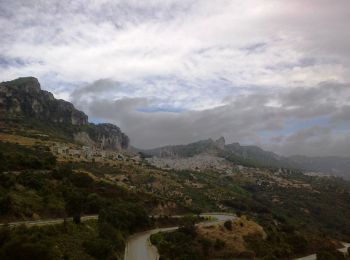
[141,137,350,178]
[0,77,129,151]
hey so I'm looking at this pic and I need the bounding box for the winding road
[0,215,98,227]
[124,213,236,260]
[2,214,349,260]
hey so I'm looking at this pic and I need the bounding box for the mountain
[143,138,225,158]
[0,77,129,150]
[142,137,350,178]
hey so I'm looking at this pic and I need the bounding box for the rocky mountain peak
[0,77,88,125]
[0,77,129,151]
[0,77,41,94]
[215,136,225,149]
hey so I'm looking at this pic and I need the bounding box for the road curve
[124,213,236,260]
[2,214,348,260]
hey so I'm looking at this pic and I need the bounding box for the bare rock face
[0,77,88,125]
[73,131,96,146]
[92,124,129,150]
[215,136,226,150]
[74,124,129,150]
[0,77,129,151]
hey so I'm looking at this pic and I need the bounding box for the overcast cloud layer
[1,0,350,156]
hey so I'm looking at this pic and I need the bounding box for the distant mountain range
[141,137,350,179]
[1,77,349,179]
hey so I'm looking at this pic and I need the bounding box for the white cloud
[1,0,349,90]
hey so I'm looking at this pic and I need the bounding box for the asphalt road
[2,213,347,260]
[0,215,98,227]
[124,213,236,260]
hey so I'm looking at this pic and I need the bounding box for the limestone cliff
[74,123,129,150]
[0,77,129,150]
[0,77,88,125]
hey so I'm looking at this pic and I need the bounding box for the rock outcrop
[0,77,88,125]
[143,137,226,158]
[0,77,129,151]
[75,123,129,150]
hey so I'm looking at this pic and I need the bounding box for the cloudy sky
[1,0,350,156]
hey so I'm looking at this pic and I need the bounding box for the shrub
[64,190,85,224]
[83,238,113,259]
[239,250,256,258]
[0,194,13,215]
[99,203,149,233]
[86,193,104,213]
[51,165,72,180]
[69,171,93,188]
[98,222,124,251]
[0,239,55,260]
[214,238,226,250]
[224,220,232,230]
[286,233,308,253]
[262,255,279,260]
[198,237,212,255]
[16,171,46,190]
[316,247,345,260]
[0,226,10,247]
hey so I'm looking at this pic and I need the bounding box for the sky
[1,0,350,156]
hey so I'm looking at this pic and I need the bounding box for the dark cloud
[71,79,121,102]
[330,106,350,124]
[73,79,350,157]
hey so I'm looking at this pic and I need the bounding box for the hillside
[142,137,350,179]
[1,77,350,259]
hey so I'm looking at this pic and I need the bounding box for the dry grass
[197,216,266,256]
[0,132,43,146]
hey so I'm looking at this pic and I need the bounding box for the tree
[214,238,226,250]
[0,225,10,247]
[99,203,149,232]
[1,239,54,260]
[316,247,345,260]
[224,220,232,230]
[65,191,85,224]
[69,172,93,188]
[0,194,13,215]
[0,152,5,172]
[86,193,103,214]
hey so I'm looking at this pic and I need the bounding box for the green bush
[99,203,149,233]
[69,172,93,188]
[316,247,346,260]
[64,190,85,224]
[198,237,212,255]
[0,225,56,260]
[214,238,225,250]
[98,222,125,251]
[0,142,56,171]
[224,220,232,230]
[16,171,46,190]
[86,193,104,214]
[83,238,113,259]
